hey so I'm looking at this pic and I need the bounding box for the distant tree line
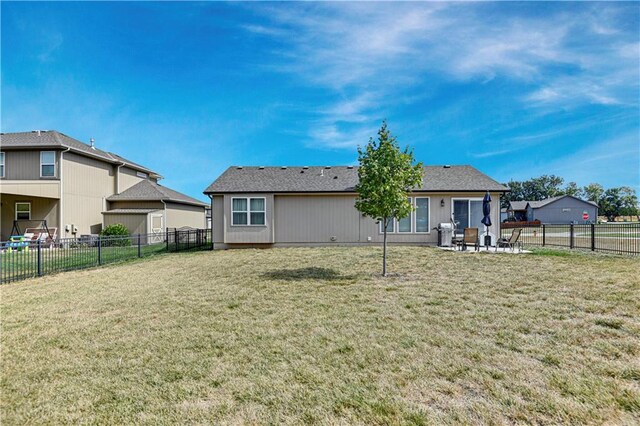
[501,175,639,221]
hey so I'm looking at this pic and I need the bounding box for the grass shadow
[261,267,357,282]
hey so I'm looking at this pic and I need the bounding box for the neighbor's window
[40,151,56,177]
[15,202,31,220]
[0,152,4,177]
[232,197,266,225]
[415,197,430,232]
[397,198,412,232]
[137,171,148,179]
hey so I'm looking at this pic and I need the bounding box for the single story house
[507,195,598,224]
[203,165,508,249]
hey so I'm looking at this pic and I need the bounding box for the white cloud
[239,2,638,149]
[495,132,640,190]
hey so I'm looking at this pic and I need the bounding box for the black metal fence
[0,228,212,284]
[500,223,640,255]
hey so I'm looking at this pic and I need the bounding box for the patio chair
[456,227,480,251]
[496,228,523,252]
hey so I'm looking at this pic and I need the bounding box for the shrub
[100,224,131,246]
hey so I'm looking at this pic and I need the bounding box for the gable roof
[0,130,160,177]
[510,195,598,210]
[204,165,509,194]
[107,180,207,207]
[509,201,529,210]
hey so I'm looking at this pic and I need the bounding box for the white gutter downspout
[115,162,125,195]
[59,147,71,239]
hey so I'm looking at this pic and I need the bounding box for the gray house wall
[212,192,501,248]
[532,198,598,224]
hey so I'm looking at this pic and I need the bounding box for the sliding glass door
[453,199,484,230]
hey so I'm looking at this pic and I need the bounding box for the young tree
[355,121,423,276]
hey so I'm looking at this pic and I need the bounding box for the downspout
[115,162,125,195]
[59,147,71,240]
[208,194,214,250]
[160,199,167,233]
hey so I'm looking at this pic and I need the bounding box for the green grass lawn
[1,247,639,424]
[2,243,169,282]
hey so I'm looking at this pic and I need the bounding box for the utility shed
[102,209,164,244]
[103,180,207,234]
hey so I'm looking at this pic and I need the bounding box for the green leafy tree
[563,182,583,198]
[583,183,604,203]
[522,175,565,200]
[355,121,423,276]
[601,186,639,220]
[501,180,524,208]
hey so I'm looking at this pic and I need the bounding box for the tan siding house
[1,130,206,240]
[204,166,508,249]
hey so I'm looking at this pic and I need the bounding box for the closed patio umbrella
[481,191,492,245]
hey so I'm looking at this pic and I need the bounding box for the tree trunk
[382,218,388,276]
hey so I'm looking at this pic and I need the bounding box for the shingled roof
[204,165,509,194]
[0,130,160,177]
[108,180,207,207]
[510,195,598,210]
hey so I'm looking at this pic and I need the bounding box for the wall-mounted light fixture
[440,199,445,207]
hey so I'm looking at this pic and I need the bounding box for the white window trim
[15,202,31,221]
[0,152,4,178]
[379,217,396,234]
[40,151,56,178]
[414,197,431,234]
[231,197,266,226]
[397,197,413,233]
[452,197,484,230]
[378,197,425,234]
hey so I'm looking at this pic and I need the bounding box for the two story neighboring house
[0,130,206,240]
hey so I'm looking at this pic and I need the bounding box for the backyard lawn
[1,247,639,424]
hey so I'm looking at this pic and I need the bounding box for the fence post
[175,229,179,252]
[591,223,595,251]
[138,234,142,258]
[98,235,102,265]
[542,224,546,247]
[570,224,574,249]
[166,228,169,252]
[37,240,42,277]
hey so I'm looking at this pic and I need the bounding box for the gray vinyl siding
[1,150,60,180]
[274,195,361,243]
[223,194,274,244]
[213,192,502,246]
[532,198,598,224]
[212,196,224,243]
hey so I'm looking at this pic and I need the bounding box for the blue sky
[2,2,639,202]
